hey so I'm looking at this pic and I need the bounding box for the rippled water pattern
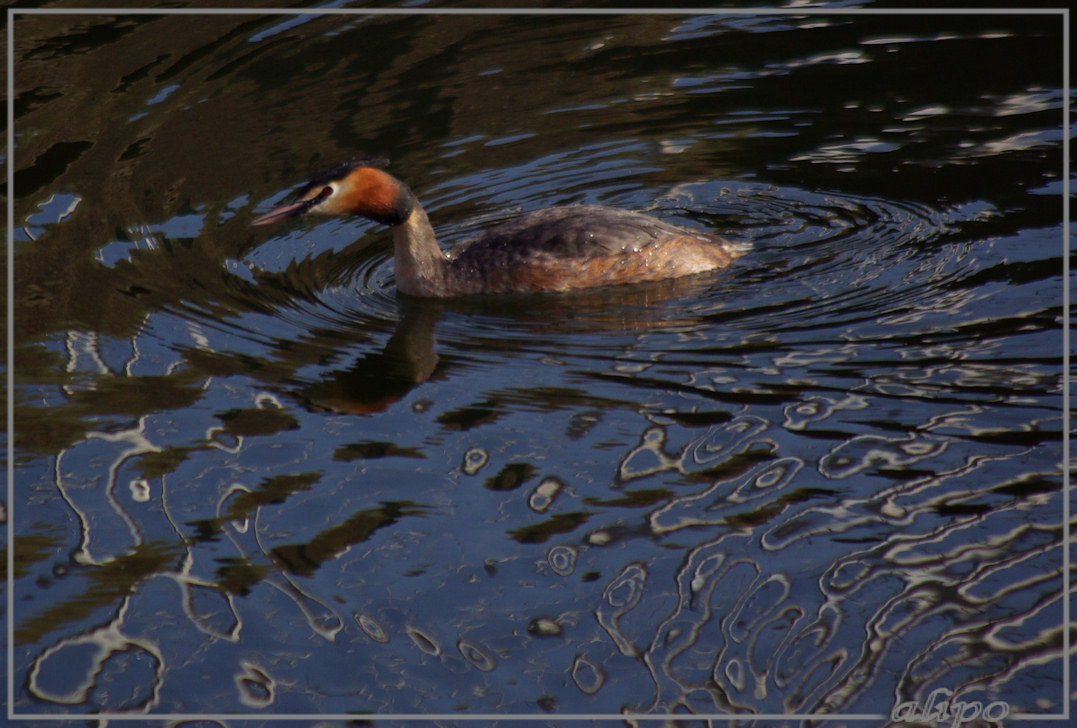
[8,9,1068,725]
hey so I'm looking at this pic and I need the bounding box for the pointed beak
[251,198,313,226]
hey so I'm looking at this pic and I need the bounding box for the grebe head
[251,157,415,227]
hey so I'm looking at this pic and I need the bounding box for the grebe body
[252,159,744,297]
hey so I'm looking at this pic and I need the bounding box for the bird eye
[321,186,333,197]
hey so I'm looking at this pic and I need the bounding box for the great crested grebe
[251,158,745,297]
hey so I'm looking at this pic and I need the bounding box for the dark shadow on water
[291,272,739,415]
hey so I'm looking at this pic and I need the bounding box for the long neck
[390,202,452,297]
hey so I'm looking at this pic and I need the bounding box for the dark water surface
[7,7,1069,726]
